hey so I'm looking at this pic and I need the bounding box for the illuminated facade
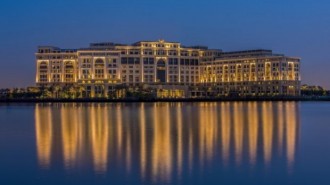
[36,40,300,97]
[200,50,301,96]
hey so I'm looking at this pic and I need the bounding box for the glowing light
[262,102,273,166]
[35,105,52,168]
[90,106,109,173]
[61,105,79,169]
[248,102,258,166]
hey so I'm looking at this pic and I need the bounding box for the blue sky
[1,0,329,88]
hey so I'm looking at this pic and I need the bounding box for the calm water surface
[0,102,330,185]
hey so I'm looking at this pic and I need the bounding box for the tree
[75,85,85,98]
[50,84,61,98]
[68,85,76,99]
[40,86,52,98]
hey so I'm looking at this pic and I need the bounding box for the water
[0,102,329,185]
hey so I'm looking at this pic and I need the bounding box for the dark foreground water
[0,102,329,185]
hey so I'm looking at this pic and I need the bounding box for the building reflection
[35,102,299,181]
[35,105,52,168]
[286,103,298,170]
[151,104,172,182]
[61,105,80,169]
[199,103,218,166]
[248,102,258,166]
[89,105,109,173]
[139,103,147,178]
[221,102,231,165]
[262,102,273,166]
[233,102,243,165]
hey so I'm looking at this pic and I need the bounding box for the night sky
[0,0,329,89]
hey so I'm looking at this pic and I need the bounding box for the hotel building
[35,40,300,98]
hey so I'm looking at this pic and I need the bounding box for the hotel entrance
[156,59,166,83]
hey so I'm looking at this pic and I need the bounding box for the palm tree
[59,85,69,98]
[50,84,61,98]
[68,85,76,99]
[40,86,52,98]
[61,84,76,99]
[74,85,85,99]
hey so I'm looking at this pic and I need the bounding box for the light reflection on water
[35,102,299,184]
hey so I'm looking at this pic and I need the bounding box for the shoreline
[1,97,330,103]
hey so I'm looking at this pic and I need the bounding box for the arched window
[157,59,166,68]
[64,61,74,73]
[94,59,105,79]
[156,59,166,83]
[38,61,48,82]
[39,61,48,69]
[95,59,105,68]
